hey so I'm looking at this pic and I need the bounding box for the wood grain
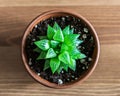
[0,6,120,96]
[0,0,120,6]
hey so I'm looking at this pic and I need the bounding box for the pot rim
[21,9,100,88]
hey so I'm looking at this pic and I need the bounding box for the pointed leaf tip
[47,25,56,39]
[34,39,50,51]
[58,51,70,64]
[63,25,70,35]
[43,60,50,71]
[53,29,64,42]
[46,48,57,58]
[69,58,76,71]
[50,58,60,74]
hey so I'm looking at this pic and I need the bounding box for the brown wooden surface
[0,1,120,96]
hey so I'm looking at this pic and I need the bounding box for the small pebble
[67,78,70,81]
[58,79,63,85]
[86,66,89,69]
[35,25,38,28]
[66,16,69,18]
[82,47,85,49]
[88,57,92,61]
[77,46,81,49]
[71,25,74,28]
[62,17,65,21]
[80,59,85,63]
[37,73,41,76]
[29,58,32,65]
[78,31,81,34]
[83,28,88,33]
[83,62,88,65]
[51,17,54,20]
[90,37,93,41]
[75,77,78,80]
[32,38,36,41]
[71,75,75,78]
[61,70,64,74]
[82,66,85,70]
[82,34,87,39]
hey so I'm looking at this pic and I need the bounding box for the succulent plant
[34,22,86,74]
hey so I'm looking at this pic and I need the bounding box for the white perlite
[37,73,41,76]
[83,28,88,33]
[58,79,63,85]
[82,34,87,39]
[35,25,38,28]
[28,58,32,65]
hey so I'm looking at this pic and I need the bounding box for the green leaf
[68,47,81,59]
[53,28,64,42]
[58,51,70,64]
[60,43,68,52]
[50,57,60,74]
[33,47,41,53]
[70,28,74,34]
[69,58,76,71]
[37,51,46,60]
[53,22,61,31]
[60,62,68,72]
[43,60,50,71]
[34,39,50,51]
[76,40,83,46]
[69,47,86,59]
[47,25,56,39]
[56,65,63,74]
[50,40,60,48]
[63,25,70,35]
[77,53,86,59]
[46,48,57,58]
[64,34,80,46]
[38,36,47,40]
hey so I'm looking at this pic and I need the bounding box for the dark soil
[25,16,95,85]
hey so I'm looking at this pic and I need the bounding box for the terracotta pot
[21,10,100,88]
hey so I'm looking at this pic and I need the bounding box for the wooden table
[0,0,120,96]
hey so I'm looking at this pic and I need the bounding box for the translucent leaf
[37,51,46,60]
[60,62,68,72]
[70,28,74,34]
[60,43,68,52]
[38,36,47,40]
[46,48,57,58]
[33,47,41,53]
[50,57,60,74]
[53,22,61,31]
[58,51,70,64]
[50,40,60,48]
[34,39,50,51]
[64,34,80,46]
[63,25,70,35]
[70,48,86,59]
[77,53,86,59]
[76,40,83,46]
[56,65,63,74]
[43,60,50,71]
[69,58,76,71]
[53,29,64,42]
[47,25,56,39]
[68,47,81,59]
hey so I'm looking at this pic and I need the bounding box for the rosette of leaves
[34,22,86,74]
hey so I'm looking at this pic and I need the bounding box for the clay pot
[21,10,100,88]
